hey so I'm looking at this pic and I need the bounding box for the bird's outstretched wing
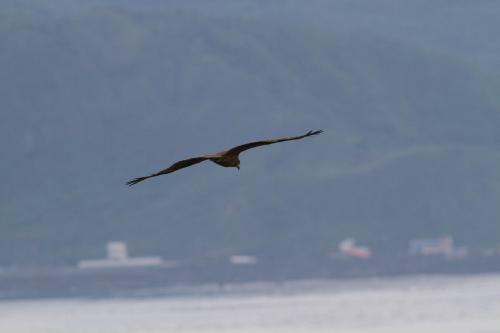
[126,156,209,186]
[226,130,323,156]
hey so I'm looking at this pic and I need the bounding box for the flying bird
[126,130,322,186]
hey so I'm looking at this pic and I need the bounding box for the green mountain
[1,2,499,266]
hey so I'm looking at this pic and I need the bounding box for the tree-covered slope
[1,4,499,265]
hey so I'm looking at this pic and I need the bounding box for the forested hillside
[1,1,499,266]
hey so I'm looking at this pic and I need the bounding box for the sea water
[0,274,499,333]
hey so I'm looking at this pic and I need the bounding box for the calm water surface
[0,274,499,333]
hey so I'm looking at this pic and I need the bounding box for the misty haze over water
[1,274,499,333]
[2,0,500,268]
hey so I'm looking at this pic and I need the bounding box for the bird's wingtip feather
[308,129,323,136]
[126,176,148,186]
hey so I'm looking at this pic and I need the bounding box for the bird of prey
[126,130,322,186]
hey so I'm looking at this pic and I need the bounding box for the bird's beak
[236,166,240,170]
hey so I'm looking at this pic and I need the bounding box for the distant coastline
[2,255,500,300]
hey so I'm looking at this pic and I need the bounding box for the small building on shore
[229,255,258,265]
[337,238,372,259]
[409,235,467,259]
[78,241,169,269]
[409,236,454,257]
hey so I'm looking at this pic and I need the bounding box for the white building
[229,255,258,265]
[78,241,167,269]
[338,238,372,259]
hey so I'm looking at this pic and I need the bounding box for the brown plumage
[126,130,322,186]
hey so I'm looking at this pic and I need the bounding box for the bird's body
[126,130,322,186]
[209,154,241,168]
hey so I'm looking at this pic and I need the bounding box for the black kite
[126,130,322,186]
